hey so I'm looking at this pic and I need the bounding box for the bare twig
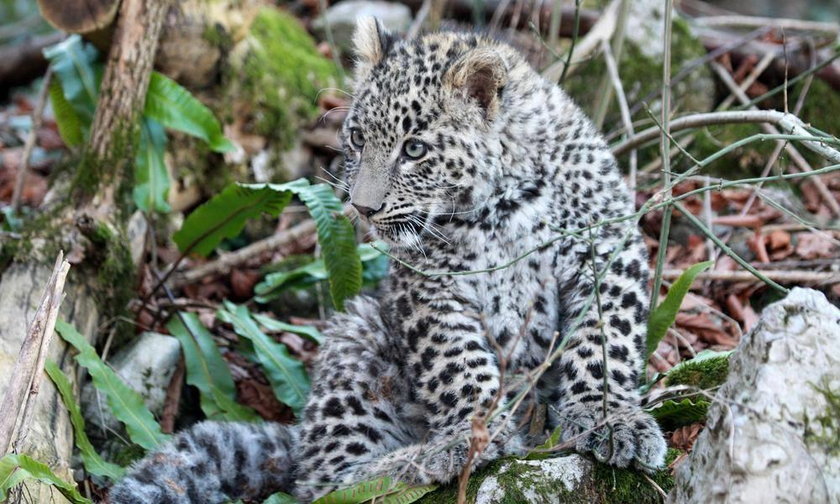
[543,0,619,83]
[650,0,674,310]
[592,0,630,129]
[662,268,840,286]
[11,68,53,214]
[710,61,840,217]
[717,51,775,111]
[170,219,317,288]
[600,39,637,197]
[612,110,840,161]
[407,0,433,39]
[693,15,840,36]
[0,252,71,454]
[160,356,185,434]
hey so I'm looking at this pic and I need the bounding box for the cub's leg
[350,286,527,488]
[293,297,417,501]
[108,421,297,504]
[550,229,667,471]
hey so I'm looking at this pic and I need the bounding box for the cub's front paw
[557,403,666,472]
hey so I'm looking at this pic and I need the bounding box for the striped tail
[108,421,297,504]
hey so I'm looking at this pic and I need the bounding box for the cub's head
[341,18,520,248]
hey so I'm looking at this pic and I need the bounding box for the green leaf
[525,425,563,460]
[144,72,234,153]
[254,258,327,302]
[173,184,293,257]
[55,320,170,450]
[648,398,710,430]
[263,492,301,504]
[43,35,100,128]
[44,361,125,481]
[177,179,362,309]
[647,260,714,359]
[279,181,360,310]
[313,477,436,504]
[253,313,324,345]
[48,79,84,147]
[167,313,260,422]
[254,241,380,310]
[134,118,172,213]
[218,303,310,416]
[0,454,92,503]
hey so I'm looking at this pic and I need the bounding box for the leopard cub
[109,17,666,504]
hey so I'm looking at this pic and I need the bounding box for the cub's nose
[352,203,381,218]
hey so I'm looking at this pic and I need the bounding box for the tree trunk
[0,0,170,501]
[669,288,840,503]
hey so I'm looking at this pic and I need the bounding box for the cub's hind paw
[557,403,666,472]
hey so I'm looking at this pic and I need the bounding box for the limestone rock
[669,288,840,503]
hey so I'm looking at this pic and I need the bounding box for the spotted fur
[109,18,666,504]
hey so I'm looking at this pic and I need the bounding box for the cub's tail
[108,421,298,504]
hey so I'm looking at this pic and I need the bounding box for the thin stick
[662,268,839,285]
[600,39,636,195]
[710,61,840,217]
[11,68,52,214]
[558,0,582,84]
[170,219,317,288]
[717,51,775,111]
[592,0,630,129]
[0,252,71,454]
[739,54,815,216]
[650,0,674,311]
[612,110,840,159]
[693,15,839,35]
[673,201,787,293]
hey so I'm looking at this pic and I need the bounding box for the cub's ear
[444,48,508,120]
[353,17,397,75]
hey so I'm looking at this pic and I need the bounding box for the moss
[805,379,840,455]
[563,17,711,171]
[665,354,730,390]
[224,7,340,178]
[417,451,679,504]
[794,79,840,137]
[587,449,678,504]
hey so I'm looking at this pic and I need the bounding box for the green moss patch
[227,7,339,161]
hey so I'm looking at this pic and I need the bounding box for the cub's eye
[402,139,428,159]
[349,129,365,149]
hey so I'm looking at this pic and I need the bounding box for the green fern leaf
[0,454,91,503]
[144,72,234,153]
[133,118,171,213]
[647,261,714,359]
[55,321,170,450]
[48,79,84,147]
[218,303,310,416]
[648,398,710,430]
[313,477,436,504]
[45,361,125,480]
[167,313,260,422]
[173,184,293,257]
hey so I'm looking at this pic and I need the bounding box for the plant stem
[650,0,674,311]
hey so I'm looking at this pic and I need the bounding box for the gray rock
[313,1,412,53]
[669,288,840,503]
[474,456,594,504]
[82,332,181,432]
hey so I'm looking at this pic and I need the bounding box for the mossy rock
[165,6,341,199]
[664,350,731,390]
[416,451,679,504]
[224,7,341,176]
